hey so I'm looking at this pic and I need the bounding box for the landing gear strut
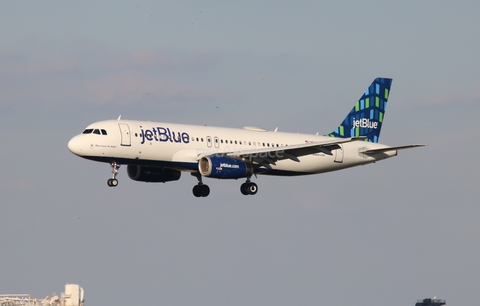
[107,162,120,187]
[191,172,210,197]
[240,178,258,195]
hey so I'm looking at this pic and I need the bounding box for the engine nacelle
[198,156,254,179]
[127,165,181,183]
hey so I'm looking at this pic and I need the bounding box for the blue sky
[1,1,479,305]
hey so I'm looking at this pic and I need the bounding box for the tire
[200,185,210,197]
[240,183,249,195]
[193,185,201,197]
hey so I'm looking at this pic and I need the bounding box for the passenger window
[101,129,107,135]
[82,129,93,134]
[93,129,101,135]
[235,140,237,144]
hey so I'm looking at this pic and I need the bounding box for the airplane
[68,78,425,197]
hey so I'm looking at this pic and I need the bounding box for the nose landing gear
[107,162,120,187]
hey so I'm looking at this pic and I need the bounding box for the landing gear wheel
[107,178,118,187]
[107,162,120,187]
[193,184,210,197]
[193,185,201,197]
[200,185,210,197]
[240,183,249,195]
[240,182,258,195]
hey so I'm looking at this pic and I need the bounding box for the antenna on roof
[117,115,122,120]
[274,127,278,132]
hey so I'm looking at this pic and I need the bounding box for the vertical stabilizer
[328,78,392,143]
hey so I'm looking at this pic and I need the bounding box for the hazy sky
[1,1,479,305]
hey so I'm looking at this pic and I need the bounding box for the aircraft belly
[269,148,373,175]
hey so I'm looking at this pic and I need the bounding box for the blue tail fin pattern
[328,78,392,143]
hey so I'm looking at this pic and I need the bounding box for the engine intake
[198,156,253,179]
[127,165,181,183]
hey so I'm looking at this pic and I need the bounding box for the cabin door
[118,123,131,146]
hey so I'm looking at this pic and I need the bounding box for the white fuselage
[68,119,397,176]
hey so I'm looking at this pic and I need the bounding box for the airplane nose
[68,135,82,155]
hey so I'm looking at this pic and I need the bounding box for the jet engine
[127,165,181,183]
[198,156,254,179]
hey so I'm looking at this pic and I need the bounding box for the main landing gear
[192,173,210,197]
[193,184,210,197]
[107,162,120,187]
[240,179,258,196]
[191,173,258,197]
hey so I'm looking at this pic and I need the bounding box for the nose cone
[68,135,83,156]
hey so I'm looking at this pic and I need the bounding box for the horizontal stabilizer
[360,144,426,154]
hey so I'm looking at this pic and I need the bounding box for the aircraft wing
[197,137,366,169]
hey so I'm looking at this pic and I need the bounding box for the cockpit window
[83,128,107,135]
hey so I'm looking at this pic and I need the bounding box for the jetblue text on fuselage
[140,126,190,144]
[352,118,378,129]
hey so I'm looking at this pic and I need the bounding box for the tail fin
[328,78,392,143]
